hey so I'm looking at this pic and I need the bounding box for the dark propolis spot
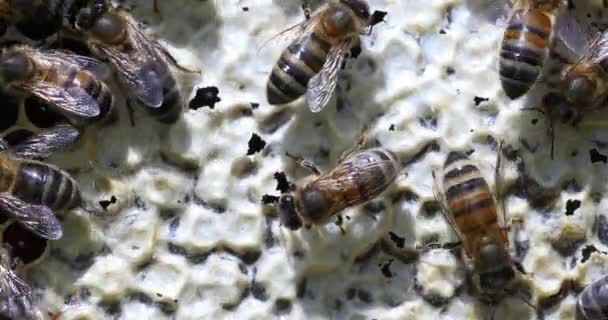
[388,231,405,249]
[273,172,292,194]
[246,133,266,155]
[380,259,394,278]
[473,96,489,106]
[581,244,599,263]
[189,86,221,110]
[99,196,117,211]
[261,195,279,204]
[370,11,388,26]
[590,149,608,164]
[565,199,581,216]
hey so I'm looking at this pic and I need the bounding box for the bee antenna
[549,116,556,160]
[520,107,545,115]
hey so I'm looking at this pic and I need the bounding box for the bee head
[340,0,371,23]
[564,75,595,107]
[475,241,515,293]
[75,0,110,31]
[278,194,303,230]
[0,51,30,84]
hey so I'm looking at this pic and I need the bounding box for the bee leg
[416,241,461,252]
[335,215,346,235]
[514,260,528,275]
[126,101,137,127]
[153,42,201,74]
[301,0,311,20]
[286,152,321,176]
[153,0,160,14]
[338,132,366,163]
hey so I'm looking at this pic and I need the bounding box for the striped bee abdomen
[344,148,400,204]
[73,69,116,124]
[499,9,552,99]
[267,32,331,105]
[443,152,499,253]
[13,161,81,211]
[577,276,608,320]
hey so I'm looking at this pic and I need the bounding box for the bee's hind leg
[335,215,346,235]
[286,152,321,176]
[301,0,311,20]
[338,132,366,163]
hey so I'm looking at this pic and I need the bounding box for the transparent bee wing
[432,169,466,247]
[555,11,598,59]
[22,81,101,118]
[493,141,509,243]
[0,193,63,240]
[257,17,312,55]
[12,124,82,160]
[96,44,164,108]
[306,40,351,113]
[46,50,113,80]
[0,261,35,320]
[585,31,608,66]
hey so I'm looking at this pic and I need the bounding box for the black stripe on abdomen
[266,32,330,105]
[445,177,487,200]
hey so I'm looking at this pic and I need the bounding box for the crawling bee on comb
[264,139,400,231]
[0,45,116,128]
[433,147,533,314]
[0,125,86,240]
[266,0,373,112]
[73,0,188,124]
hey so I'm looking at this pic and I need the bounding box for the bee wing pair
[10,124,81,160]
[0,247,37,320]
[306,40,352,112]
[17,49,107,120]
[270,12,358,112]
[0,193,62,240]
[89,12,166,109]
[0,125,80,240]
[307,150,398,216]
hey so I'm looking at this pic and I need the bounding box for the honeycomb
[1,0,608,319]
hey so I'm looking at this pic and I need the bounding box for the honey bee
[0,245,40,320]
[273,147,400,230]
[576,275,608,320]
[73,0,185,124]
[0,46,116,127]
[0,125,85,240]
[266,0,372,112]
[433,150,528,305]
[551,28,608,124]
[499,0,562,99]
